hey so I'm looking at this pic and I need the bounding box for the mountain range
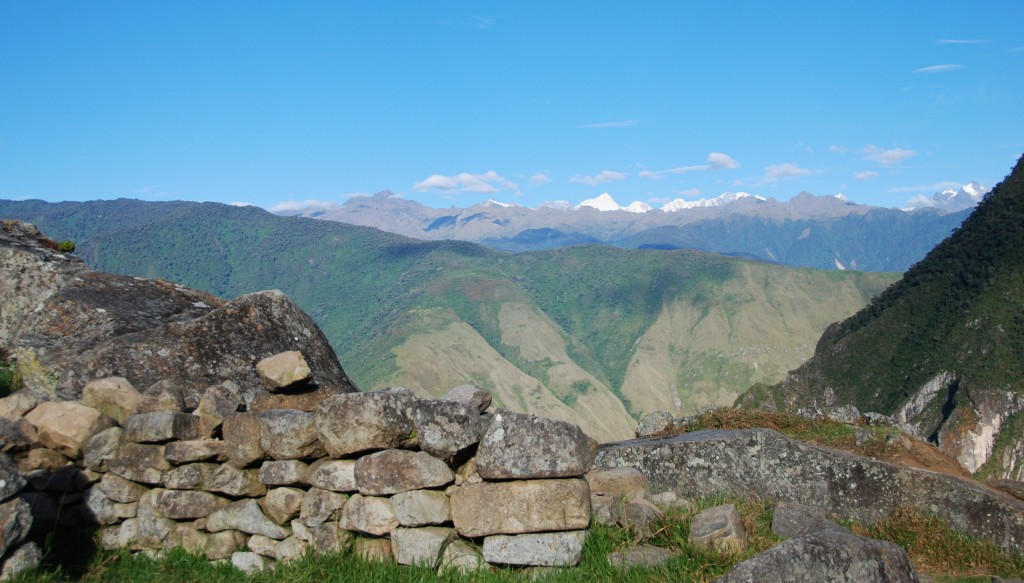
[0,198,896,441]
[276,184,985,271]
[740,159,1024,480]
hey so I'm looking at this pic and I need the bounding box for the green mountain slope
[0,199,896,441]
[740,157,1024,478]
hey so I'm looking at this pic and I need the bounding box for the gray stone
[607,544,678,567]
[164,439,228,464]
[24,401,113,458]
[355,449,454,495]
[256,351,312,392]
[222,413,264,468]
[0,497,32,558]
[392,489,452,526]
[300,487,348,527]
[595,428,1024,551]
[207,499,290,540]
[989,480,1024,502]
[438,539,486,574]
[152,489,228,520]
[715,527,917,583]
[689,504,747,553]
[204,530,245,561]
[246,533,278,557]
[132,511,175,550]
[585,467,648,501]
[339,493,399,536]
[635,411,675,438]
[315,391,416,457]
[16,448,68,473]
[391,526,454,567]
[483,531,588,567]
[590,492,622,526]
[412,399,488,460]
[260,487,305,525]
[163,522,208,555]
[250,385,339,413]
[124,411,199,444]
[618,498,663,540]
[304,458,357,492]
[259,459,309,486]
[824,404,862,424]
[231,551,267,573]
[193,381,242,438]
[310,521,351,555]
[450,478,591,537]
[1,541,42,580]
[353,537,393,562]
[0,417,29,455]
[0,453,25,502]
[0,392,38,420]
[771,502,841,538]
[275,535,310,563]
[98,472,149,503]
[259,409,325,460]
[82,376,140,425]
[134,380,185,414]
[290,518,312,542]
[163,463,217,490]
[109,443,170,485]
[82,426,122,472]
[207,465,267,498]
[440,384,492,413]
[475,411,597,480]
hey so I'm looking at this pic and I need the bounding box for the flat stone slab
[476,411,598,480]
[483,531,587,567]
[450,478,591,537]
[355,449,454,495]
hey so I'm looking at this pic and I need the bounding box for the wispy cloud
[528,172,551,186]
[708,152,740,170]
[854,171,879,181]
[639,152,739,179]
[936,39,988,44]
[759,162,811,184]
[578,120,640,129]
[913,64,963,74]
[569,170,626,186]
[887,181,960,194]
[863,145,917,166]
[413,171,518,194]
[269,198,342,214]
[828,145,848,154]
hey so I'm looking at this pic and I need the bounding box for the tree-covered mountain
[280,190,972,272]
[0,198,896,441]
[739,157,1024,479]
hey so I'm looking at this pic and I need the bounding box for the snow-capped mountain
[575,193,653,213]
[906,181,989,212]
[661,192,765,212]
[624,201,653,213]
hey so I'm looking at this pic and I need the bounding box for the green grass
[0,351,21,397]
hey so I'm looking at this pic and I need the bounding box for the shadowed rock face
[596,428,1024,552]
[1,220,357,403]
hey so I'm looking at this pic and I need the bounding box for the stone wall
[0,352,600,574]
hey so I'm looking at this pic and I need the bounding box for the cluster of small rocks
[0,434,41,579]
[0,350,607,574]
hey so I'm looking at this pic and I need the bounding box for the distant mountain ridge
[0,198,896,441]
[278,186,981,271]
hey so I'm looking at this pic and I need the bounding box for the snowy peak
[662,191,765,212]
[482,199,520,208]
[577,193,622,211]
[907,181,990,212]
[624,201,653,213]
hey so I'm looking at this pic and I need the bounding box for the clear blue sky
[2,1,1022,211]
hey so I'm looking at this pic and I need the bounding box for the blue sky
[2,1,1022,211]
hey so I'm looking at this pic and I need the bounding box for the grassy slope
[0,199,895,440]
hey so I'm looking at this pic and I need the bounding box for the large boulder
[475,411,598,480]
[450,478,591,537]
[315,391,416,457]
[596,428,1024,551]
[0,221,357,404]
[24,401,113,458]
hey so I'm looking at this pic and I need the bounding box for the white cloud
[269,198,342,214]
[569,170,626,186]
[528,172,551,186]
[913,64,963,74]
[862,145,917,166]
[760,163,812,184]
[887,181,960,194]
[828,145,848,154]
[578,120,640,129]
[707,152,740,170]
[413,171,517,194]
[229,201,254,207]
[854,171,879,181]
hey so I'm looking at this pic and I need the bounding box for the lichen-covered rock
[152,489,229,520]
[82,376,140,425]
[124,411,199,444]
[259,409,325,460]
[222,413,264,468]
[354,537,393,562]
[260,487,305,525]
[259,460,309,486]
[0,497,33,558]
[585,467,648,501]
[164,439,228,465]
[392,490,452,527]
[0,418,30,455]
[391,526,454,567]
[315,391,416,457]
[256,351,311,392]
[231,551,267,573]
[134,380,185,414]
[24,401,113,458]
[204,530,246,561]
[98,472,149,503]
[109,443,170,485]
[412,399,488,460]
[354,449,454,495]
[440,384,492,413]
[771,502,842,538]
[475,411,598,480]
[275,534,310,563]
[715,527,917,583]
[304,459,357,492]
[596,428,1024,551]
[14,448,66,474]
[300,487,348,528]
[82,426,122,472]
[635,411,675,438]
[0,540,42,580]
[483,531,587,567]
[0,392,38,420]
[618,498,663,540]
[689,504,747,553]
[450,478,591,537]
[0,454,25,502]
[438,539,486,574]
[339,493,399,536]
[206,465,267,498]
[193,381,242,437]
[207,499,290,540]
[163,463,217,490]
[310,520,351,555]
